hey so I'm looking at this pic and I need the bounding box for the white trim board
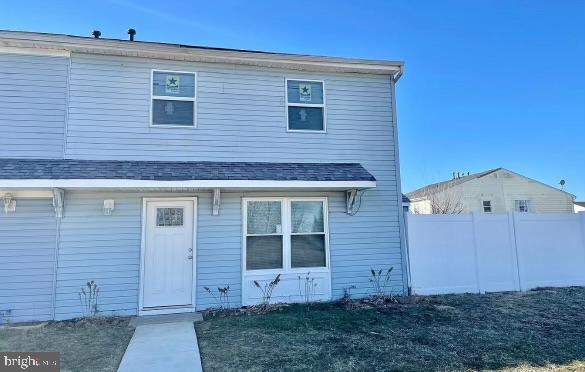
[0,46,70,57]
[0,31,404,77]
[138,197,198,316]
[0,179,377,190]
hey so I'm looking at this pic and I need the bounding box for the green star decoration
[301,86,309,94]
[168,77,178,85]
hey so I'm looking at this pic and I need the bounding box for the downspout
[390,66,410,295]
[50,189,64,320]
[51,215,61,320]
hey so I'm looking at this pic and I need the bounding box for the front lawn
[0,317,134,372]
[195,287,585,371]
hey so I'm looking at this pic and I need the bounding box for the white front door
[143,199,195,310]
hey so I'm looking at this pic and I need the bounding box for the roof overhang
[0,31,404,79]
[0,179,376,191]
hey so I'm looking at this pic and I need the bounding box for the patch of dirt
[49,316,131,329]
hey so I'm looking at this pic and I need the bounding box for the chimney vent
[128,28,136,41]
[92,30,101,39]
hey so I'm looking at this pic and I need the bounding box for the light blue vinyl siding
[52,191,244,318]
[62,53,404,303]
[0,199,57,322]
[0,53,68,158]
[1,50,404,318]
[54,192,142,319]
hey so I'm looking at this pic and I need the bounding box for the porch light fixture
[3,193,16,214]
[103,199,115,216]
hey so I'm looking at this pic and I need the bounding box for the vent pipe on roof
[92,30,101,39]
[452,172,456,179]
[128,28,136,41]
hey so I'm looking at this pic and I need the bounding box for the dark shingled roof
[575,201,585,208]
[0,159,375,182]
[406,168,501,199]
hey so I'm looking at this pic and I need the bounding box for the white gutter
[0,31,404,78]
[0,179,377,190]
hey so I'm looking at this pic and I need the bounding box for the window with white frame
[151,71,196,127]
[482,200,492,213]
[286,79,326,132]
[515,200,530,213]
[244,198,328,271]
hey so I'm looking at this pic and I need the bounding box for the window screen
[152,71,196,126]
[286,80,325,131]
[290,201,326,268]
[246,201,283,270]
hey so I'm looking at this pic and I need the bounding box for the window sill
[286,129,327,134]
[150,124,197,129]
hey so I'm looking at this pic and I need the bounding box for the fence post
[510,212,523,291]
[579,212,585,264]
[470,213,482,293]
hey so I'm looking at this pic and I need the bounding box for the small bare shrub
[253,274,281,310]
[340,285,357,309]
[369,267,397,303]
[0,309,12,326]
[79,280,100,317]
[204,285,231,309]
[298,272,318,304]
[342,285,356,302]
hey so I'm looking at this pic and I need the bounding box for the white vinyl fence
[406,212,585,295]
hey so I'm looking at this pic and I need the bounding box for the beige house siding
[411,169,574,214]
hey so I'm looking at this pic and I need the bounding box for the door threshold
[139,306,195,316]
[131,312,203,327]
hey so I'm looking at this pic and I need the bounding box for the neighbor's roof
[0,30,404,77]
[407,169,501,199]
[0,158,375,182]
[575,201,585,208]
[407,168,576,199]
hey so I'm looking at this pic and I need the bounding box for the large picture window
[286,79,326,132]
[244,198,329,271]
[151,70,196,127]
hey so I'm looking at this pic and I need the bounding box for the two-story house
[0,30,406,322]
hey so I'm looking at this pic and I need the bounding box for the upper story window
[151,70,196,127]
[515,200,530,213]
[286,79,326,132]
[482,200,492,213]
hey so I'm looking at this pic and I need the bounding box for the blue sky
[2,0,584,199]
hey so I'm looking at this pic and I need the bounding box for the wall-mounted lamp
[103,199,115,216]
[3,193,16,214]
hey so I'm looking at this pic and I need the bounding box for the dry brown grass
[196,287,585,371]
[0,317,134,372]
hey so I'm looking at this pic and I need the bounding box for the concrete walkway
[117,320,203,372]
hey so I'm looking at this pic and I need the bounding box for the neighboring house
[407,168,576,214]
[402,194,411,212]
[575,202,585,213]
[0,31,406,322]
